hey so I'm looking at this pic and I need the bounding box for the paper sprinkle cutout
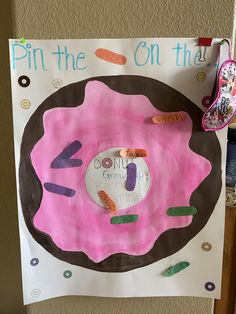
[44,182,76,197]
[95,48,127,65]
[18,75,30,87]
[126,163,137,191]
[205,282,215,291]
[163,261,190,277]
[98,190,117,214]
[110,215,139,224]
[120,148,147,158]
[167,206,197,216]
[201,242,212,251]
[51,140,83,168]
[63,270,72,278]
[152,112,186,124]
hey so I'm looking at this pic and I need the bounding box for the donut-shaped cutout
[18,75,30,87]
[19,75,221,272]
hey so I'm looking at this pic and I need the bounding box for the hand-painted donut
[19,75,221,272]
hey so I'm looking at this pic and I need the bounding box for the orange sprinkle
[95,48,127,65]
[98,190,117,214]
[120,148,148,158]
[152,112,186,124]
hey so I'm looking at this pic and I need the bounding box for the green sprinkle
[20,38,27,44]
[163,261,190,277]
[167,206,197,216]
[110,215,139,224]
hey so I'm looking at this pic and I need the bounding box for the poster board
[9,38,227,304]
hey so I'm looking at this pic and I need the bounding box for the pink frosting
[31,80,212,262]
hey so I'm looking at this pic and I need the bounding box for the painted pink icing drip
[31,80,212,262]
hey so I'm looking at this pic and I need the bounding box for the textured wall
[28,296,214,314]
[9,0,235,313]
[12,0,234,38]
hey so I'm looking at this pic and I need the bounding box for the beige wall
[0,1,25,314]
[2,0,235,313]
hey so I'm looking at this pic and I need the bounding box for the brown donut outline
[19,75,221,272]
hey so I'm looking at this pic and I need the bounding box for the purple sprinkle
[52,159,82,168]
[30,258,39,266]
[44,182,76,197]
[126,163,137,191]
[51,140,82,168]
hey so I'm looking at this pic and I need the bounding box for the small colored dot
[31,288,41,297]
[20,99,31,109]
[26,43,32,49]
[63,270,72,278]
[201,96,211,108]
[205,282,215,291]
[30,258,39,266]
[201,242,212,251]
[18,75,30,87]
[207,63,211,67]
[196,72,207,82]
[52,78,63,89]
[102,158,112,168]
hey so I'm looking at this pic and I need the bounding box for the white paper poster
[9,38,227,304]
